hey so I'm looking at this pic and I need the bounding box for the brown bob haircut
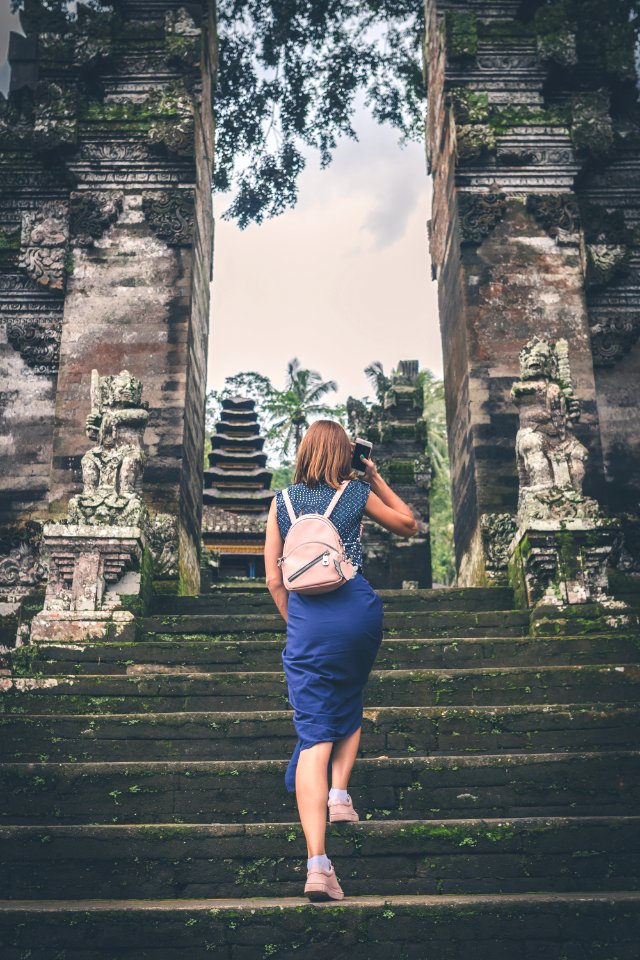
[293,420,359,489]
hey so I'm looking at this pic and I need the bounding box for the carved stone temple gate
[1,0,639,610]
[0,0,217,599]
[425,0,640,586]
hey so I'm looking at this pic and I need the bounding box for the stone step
[1,892,639,960]
[0,817,637,899]
[2,704,638,762]
[1,752,637,824]
[18,633,640,675]
[148,586,517,614]
[1,664,637,713]
[140,610,530,640]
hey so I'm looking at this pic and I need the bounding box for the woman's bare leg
[330,726,361,790]
[296,741,334,857]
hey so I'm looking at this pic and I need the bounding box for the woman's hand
[350,442,379,484]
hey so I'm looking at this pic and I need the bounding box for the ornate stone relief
[6,314,62,374]
[458,191,507,244]
[69,192,123,246]
[480,512,516,584]
[31,369,151,641]
[511,336,599,526]
[147,81,195,157]
[33,81,78,152]
[590,317,638,367]
[526,194,580,240]
[584,243,630,289]
[19,201,69,293]
[508,337,620,608]
[66,369,150,529]
[147,512,179,579]
[0,523,48,602]
[165,7,201,67]
[142,190,194,245]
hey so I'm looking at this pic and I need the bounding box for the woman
[264,419,419,901]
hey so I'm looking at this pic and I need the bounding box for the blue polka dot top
[275,478,371,571]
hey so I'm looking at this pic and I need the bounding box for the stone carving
[510,524,621,608]
[147,81,195,157]
[511,336,599,527]
[69,192,123,246]
[458,192,507,245]
[480,512,516,584]
[590,318,638,367]
[526,194,580,240]
[147,513,179,579]
[19,202,69,292]
[80,142,149,162]
[6,315,62,374]
[165,7,201,66]
[570,90,614,161]
[66,369,150,529]
[509,337,620,608]
[585,244,630,289]
[31,370,151,642]
[0,523,48,602]
[142,190,194,245]
[612,516,640,577]
[33,81,77,152]
[347,360,431,587]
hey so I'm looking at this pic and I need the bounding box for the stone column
[425,0,638,584]
[347,361,432,588]
[1,0,217,597]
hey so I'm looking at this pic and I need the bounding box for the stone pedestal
[509,520,620,609]
[30,524,144,642]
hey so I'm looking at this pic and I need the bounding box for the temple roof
[211,433,265,450]
[202,505,268,534]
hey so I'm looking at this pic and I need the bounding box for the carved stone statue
[66,369,150,528]
[511,336,599,526]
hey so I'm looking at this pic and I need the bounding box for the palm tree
[266,357,339,456]
[418,369,449,479]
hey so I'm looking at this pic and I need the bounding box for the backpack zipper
[287,549,332,583]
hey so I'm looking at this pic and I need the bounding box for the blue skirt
[282,571,384,793]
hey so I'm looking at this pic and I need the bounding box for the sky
[0,1,443,408]
[210,114,441,406]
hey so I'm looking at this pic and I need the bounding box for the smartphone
[351,437,373,473]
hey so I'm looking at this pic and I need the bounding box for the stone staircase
[0,585,639,958]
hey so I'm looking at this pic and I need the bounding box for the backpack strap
[323,480,350,518]
[281,487,297,525]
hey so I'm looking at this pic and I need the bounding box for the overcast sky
[1,2,442,406]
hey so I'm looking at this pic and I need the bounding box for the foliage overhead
[214,0,425,227]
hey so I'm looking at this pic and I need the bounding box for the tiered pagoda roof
[202,396,275,582]
[203,397,275,513]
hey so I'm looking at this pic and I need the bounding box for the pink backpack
[277,480,358,594]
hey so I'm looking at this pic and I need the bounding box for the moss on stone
[445,11,478,58]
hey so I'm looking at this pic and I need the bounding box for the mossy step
[149,586,517,615]
[1,752,637,824]
[0,816,637,899]
[2,703,638,762]
[1,664,637,713]
[1,892,639,960]
[141,610,530,640]
[19,633,640,676]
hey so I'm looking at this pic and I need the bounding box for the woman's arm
[264,496,289,622]
[357,451,419,538]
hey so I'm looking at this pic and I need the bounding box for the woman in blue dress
[264,419,419,901]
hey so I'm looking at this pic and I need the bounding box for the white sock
[329,787,349,802]
[307,853,331,872]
